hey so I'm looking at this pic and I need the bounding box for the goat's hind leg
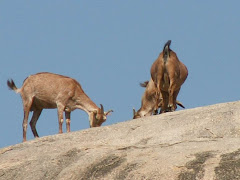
[172,88,180,111]
[22,98,33,142]
[168,77,179,111]
[168,85,180,112]
[29,109,42,138]
[160,91,168,113]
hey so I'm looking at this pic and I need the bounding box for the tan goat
[151,40,188,113]
[133,78,185,119]
[7,72,112,142]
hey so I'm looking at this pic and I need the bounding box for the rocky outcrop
[1,101,240,180]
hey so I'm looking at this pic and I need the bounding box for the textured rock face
[1,101,240,180]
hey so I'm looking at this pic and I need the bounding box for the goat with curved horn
[151,40,188,113]
[7,72,113,142]
[133,77,186,119]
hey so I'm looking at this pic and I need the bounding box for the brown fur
[133,79,157,119]
[150,40,188,113]
[7,72,112,142]
[133,78,185,119]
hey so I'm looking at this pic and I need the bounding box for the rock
[1,101,240,180]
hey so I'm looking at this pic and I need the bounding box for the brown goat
[7,72,112,142]
[151,40,188,113]
[133,78,185,119]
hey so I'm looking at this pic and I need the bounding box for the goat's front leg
[57,105,64,134]
[65,111,71,133]
[153,91,160,115]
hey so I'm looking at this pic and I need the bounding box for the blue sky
[1,1,240,148]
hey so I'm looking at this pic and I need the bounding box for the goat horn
[133,108,136,116]
[176,100,185,109]
[100,104,104,114]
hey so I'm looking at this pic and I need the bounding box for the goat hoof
[153,110,159,115]
[160,110,166,114]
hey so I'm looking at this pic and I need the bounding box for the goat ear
[93,110,98,114]
[140,81,149,87]
[105,110,113,116]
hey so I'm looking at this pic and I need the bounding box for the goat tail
[7,79,20,93]
[140,81,149,88]
[163,40,171,63]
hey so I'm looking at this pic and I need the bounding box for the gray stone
[1,101,240,180]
